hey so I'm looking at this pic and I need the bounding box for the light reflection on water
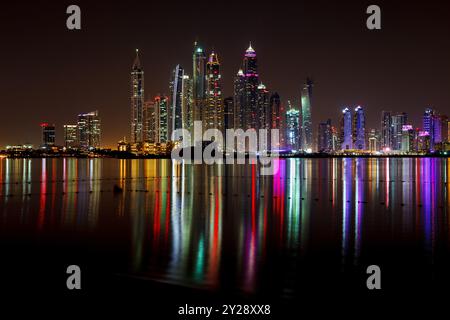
[0,157,449,295]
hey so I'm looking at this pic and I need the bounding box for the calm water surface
[0,157,449,298]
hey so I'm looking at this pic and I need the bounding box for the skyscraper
[381,111,392,151]
[192,41,207,126]
[154,95,169,143]
[205,51,223,132]
[353,106,366,150]
[63,124,77,148]
[318,119,333,153]
[242,43,259,130]
[181,75,193,132]
[233,69,246,130]
[257,83,270,130]
[41,123,55,147]
[77,111,101,149]
[143,100,155,142]
[270,92,285,150]
[223,97,234,130]
[130,49,144,144]
[300,78,313,152]
[391,113,407,151]
[368,129,380,152]
[340,107,353,150]
[169,64,184,140]
[423,108,435,150]
[286,103,301,151]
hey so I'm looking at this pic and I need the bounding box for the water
[0,157,449,301]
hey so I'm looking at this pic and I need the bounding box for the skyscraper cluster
[127,40,450,155]
[130,41,301,153]
[39,111,101,150]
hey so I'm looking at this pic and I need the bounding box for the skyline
[1,1,450,147]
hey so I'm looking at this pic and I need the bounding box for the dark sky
[1,0,449,147]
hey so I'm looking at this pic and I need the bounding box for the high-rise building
[340,107,353,150]
[423,108,435,150]
[381,111,392,151]
[169,64,184,140]
[63,124,77,148]
[154,95,169,143]
[192,41,207,126]
[352,106,366,150]
[257,83,270,130]
[233,69,246,130]
[286,102,301,151]
[391,113,408,151]
[242,43,259,130]
[77,111,101,149]
[401,125,415,153]
[143,100,156,142]
[300,78,313,152]
[270,92,285,150]
[181,75,193,132]
[331,126,339,152]
[41,123,56,147]
[223,97,234,131]
[130,49,144,144]
[318,119,333,153]
[205,51,223,132]
[368,129,379,152]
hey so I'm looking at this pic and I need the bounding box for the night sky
[1,0,449,148]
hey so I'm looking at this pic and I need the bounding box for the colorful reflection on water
[0,158,449,295]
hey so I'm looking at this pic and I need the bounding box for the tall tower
[169,64,184,140]
[233,69,246,129]
[243,43,259,130]
[301,78,313,152]
[391,112,407,150]
[181,74,193,132]
[154,95,169,143]
[130,49,144,144]
[340,107,353,150]
[192,41,207,125]
[257,83,270,130]
[270,92,285,150]
[286,102,301,151]
[353,106,366,150]
[205,51,223,131]
[77,111,101,149]
[380,111,392,151]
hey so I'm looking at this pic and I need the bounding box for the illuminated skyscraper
[243,43,259,130]
[233,69,246,129]
[205,51,223,131]
[368,129,380,152]
[181,75,193,132]
[223,97,234,130]
[270,92,285,150]
[381,111,392,151]
[257,83,270,130]
[285,103,300,151]
[353,106,366,150]
[391,113,407,151]
[77,111,101,149]
[318,119,333,153]
[423,108,435,150]
[340,107,353,150]
[169,64,184,140]
[63,124,77,148]
[300,78,313,152]
[143,100,156,142]
[41,123,55,147]
[154,95,169,143]
[130,49,144,143]
[192,41,206,125]
[401,125,415,153]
